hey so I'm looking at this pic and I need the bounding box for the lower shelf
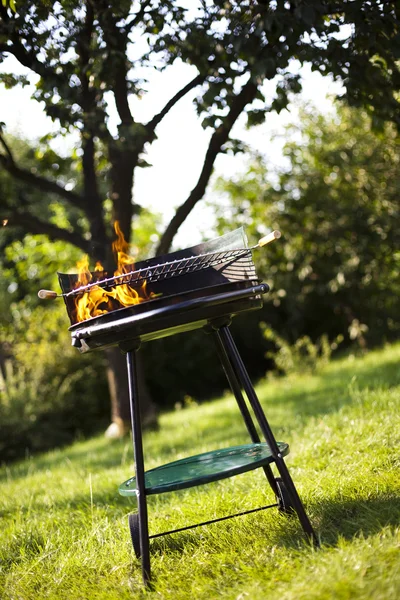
[119,441,289,496]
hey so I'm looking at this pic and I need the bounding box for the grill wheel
[128,513,141,558]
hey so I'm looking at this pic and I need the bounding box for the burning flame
[74,222,156,322]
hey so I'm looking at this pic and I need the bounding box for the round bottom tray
[119,442,289,496]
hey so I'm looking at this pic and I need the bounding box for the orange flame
[74,222,156,323]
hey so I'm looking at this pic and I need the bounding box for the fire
[74,222,156,323]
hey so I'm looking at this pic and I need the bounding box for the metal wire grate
[63,247,253,298]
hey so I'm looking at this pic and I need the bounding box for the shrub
[262,323,343,376]
[0,302,109,462]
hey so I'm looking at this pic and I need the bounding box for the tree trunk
[0,343,7,381]
[105,346,158,437]
[88,209,159,435]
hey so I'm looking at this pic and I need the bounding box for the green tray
[119,442,289,496]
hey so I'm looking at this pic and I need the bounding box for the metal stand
[126,348,151,585]
[214,325,318,544]
[211,325,279,496]
[124,323,317,586]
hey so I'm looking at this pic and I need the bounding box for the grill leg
[212,329,278,496]
[217,326,318,546]
[126,350,151,585]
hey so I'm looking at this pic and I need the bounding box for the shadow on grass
[315,493,400,543]
[263,492,400,553]
[146,492,400,561]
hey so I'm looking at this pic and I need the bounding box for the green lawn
[1,343,399,599]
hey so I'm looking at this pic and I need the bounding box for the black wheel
[128,513,141,558]
[275,477,295,514]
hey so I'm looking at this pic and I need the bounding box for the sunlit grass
[1,343,399,599]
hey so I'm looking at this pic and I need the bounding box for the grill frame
[69,280,268,352]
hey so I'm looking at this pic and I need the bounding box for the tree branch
[95,2,133,126]
[5,210,90,253]
[0,134,14,164]
[68,2,109,261]
[124,0,153,33]
[77,4,105,208]
[156,78,258,255]
[4,39,64,89]
[0,148,85,210]
[146,74,204,135]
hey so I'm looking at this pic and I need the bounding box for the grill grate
[38,229,280,324]
[46,229,280,301]
[63,247,253,299]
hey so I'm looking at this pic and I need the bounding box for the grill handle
[257,230,281,247]
[38,289,59,299]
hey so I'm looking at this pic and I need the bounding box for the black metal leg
[126,350,151,584]
[218,326,318,546]
[212,329,279,496]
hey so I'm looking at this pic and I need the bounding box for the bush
[262,324,343,376]
[0,302,110,462]
[214,106,400,350]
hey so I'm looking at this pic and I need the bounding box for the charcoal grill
[51,227,317,585]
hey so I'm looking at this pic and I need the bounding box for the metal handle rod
[149,502,279,540]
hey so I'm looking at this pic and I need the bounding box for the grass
[0,342,399,599]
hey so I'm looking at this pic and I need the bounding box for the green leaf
[246,109,266,128]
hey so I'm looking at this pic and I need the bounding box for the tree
[1,1,399,431]
[214,104,400,348]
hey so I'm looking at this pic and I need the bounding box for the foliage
[0,342,399,598]
[0,134,90,252]
[0,205,163,461]
[262,324,343,376]
[0,300,109,462]
[1,0,15,13]
[214,104,400,350]
[0,1,399,256]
